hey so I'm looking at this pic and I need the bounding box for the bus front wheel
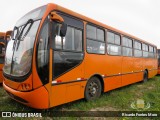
[84,77,102,101]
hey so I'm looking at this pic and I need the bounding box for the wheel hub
[89,82,98,97]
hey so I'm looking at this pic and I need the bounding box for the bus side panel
[50,82,86,107]
[121,57,136,86]
[145,59,157,78]
[133,58,143,82]
[84,54,122,92]
[121,74,137,87]
[149,70,157,78]
[151,59,158,78]
[84,54,107,78]
[65,81,86,103]
[105,55,122,91]
[104,76,121,91]
[50,84,67,107]
[50,62,85,107]
[143,58,154,71]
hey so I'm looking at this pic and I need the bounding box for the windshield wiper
[12,26,20,51]
[10,19,34,74]
[18,19,34,40]
[16,19,34,51]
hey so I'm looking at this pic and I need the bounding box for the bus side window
[134,41,142,57]
[63,26,82,51]
[107,31,121,55]
[37,18,49,85]
[52,13,84,79]
[54,24,82,52]
[142,43,149,58]
[122,37,133,57]
[149,45,154,58]
[86,24,105,54]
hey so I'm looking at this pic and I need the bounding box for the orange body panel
[50,81,86,107]
[3,3,158,109]
[158,68,160,74]
[0,31,12,83]
[0,32,5,83]
[0,64,4,83]
[3,82,49,109]
[50,60,85,107]
[3,75,33,90]
[158,49,160,74]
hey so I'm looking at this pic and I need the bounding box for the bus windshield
[3,6,46,77]
[4,20,40,77]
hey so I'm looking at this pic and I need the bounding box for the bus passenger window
[154,47,157,58]
[86,24,105,54]
[107,31,121,55]
[148,46,154,58]
[142,44,149,58]
[122,37,133,57]
[87,25,96,40]
[107,32,114,44]
[107,44,121,55]
[134,41,142,57]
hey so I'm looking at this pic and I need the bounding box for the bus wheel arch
[84,74,104,101]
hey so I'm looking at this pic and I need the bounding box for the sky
[0,0,160,48]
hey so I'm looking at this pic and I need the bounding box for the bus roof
[47,3,156,47]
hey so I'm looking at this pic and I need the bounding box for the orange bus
[5,30,12,44]
[0,32,6,83]
[158,49,160,74]
[3,3,158,109]
[0,31,12,83]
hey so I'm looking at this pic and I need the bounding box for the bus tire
[84,77,102,101]
[143,70,148,82]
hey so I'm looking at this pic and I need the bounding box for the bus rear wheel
[143,70,148,82]
[85,77,102,101]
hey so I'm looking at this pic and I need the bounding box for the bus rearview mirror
[60,23,67,37]
[50,12,64,23]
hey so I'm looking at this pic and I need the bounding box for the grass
[0,76,160,119]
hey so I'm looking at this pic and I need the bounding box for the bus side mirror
[50,12,64,23]
[60,23,67,37]
[50,12,67,37]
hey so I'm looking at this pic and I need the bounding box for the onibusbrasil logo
[130,99,150,110]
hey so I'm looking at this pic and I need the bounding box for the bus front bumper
[3,82,49,109]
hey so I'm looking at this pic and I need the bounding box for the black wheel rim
[88,81,99,97]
